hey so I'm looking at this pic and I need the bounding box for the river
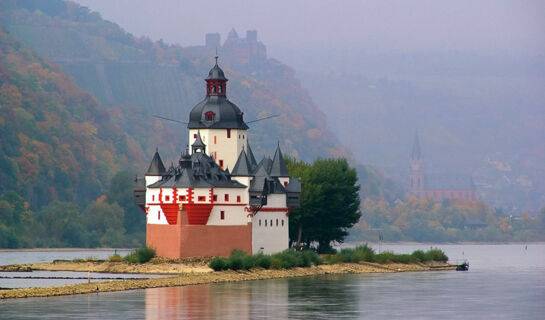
[0,244,543,319]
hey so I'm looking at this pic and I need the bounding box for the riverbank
[0,261,455,299]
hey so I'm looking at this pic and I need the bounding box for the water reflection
[145,279,289,319]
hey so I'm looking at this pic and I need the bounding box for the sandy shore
[0,261,455,299]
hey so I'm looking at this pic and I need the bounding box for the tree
[107,170,145,235]
[287,158,361,253]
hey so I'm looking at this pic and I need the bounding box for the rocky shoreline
[0,261,455,299]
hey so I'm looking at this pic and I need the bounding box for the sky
[76,0,544,56]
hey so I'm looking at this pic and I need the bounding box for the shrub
[108,254,123,262]
[424,248,448,262]
[228,255,244,270]
[270,257,282,269]
[209,257,227,271]
[374,251,395,264]
[124,247,156,263]
[256,254,272,269]
[242,255,256,270]
[72,258,85,263]
[411,250,426,262]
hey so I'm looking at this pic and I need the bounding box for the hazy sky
[76,0,544,56]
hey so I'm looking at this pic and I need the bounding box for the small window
[213,195,217,201]
[214,136,217,144]
[237,196,241,203]
[227,129,231,138]
[219,160,224,168]
[214,152,217,160]
[165,195,170,201]
[152,195,155,201]
[282,219,284,227]
[270,219,273,227]
[220,211,225,220]
[193,133,197,139]
[157,211,160,220]
[198,196,206,201]
[212,86,216,93]
[224,194,229,201]
[239,134,241,139]
[265,220,267,227]
[179,195,185,201]
[259,219,261,226]
[205,111,215,122]
[284,181,288,186]
[276,219,278,226]
[243,135,245,139]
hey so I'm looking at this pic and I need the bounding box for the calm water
[0,244,543,319]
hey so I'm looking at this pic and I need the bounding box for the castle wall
[252,211,289,254]
[146,223,252,259]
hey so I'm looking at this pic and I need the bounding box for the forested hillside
[0,0,346,166]
[0,0,357,248]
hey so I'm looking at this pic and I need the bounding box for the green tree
[107,170,145,235]
[287,158,361,253]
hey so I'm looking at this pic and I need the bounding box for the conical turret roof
[192,131,206,153]
[146,148,166,176]
[232,149,252,176]
[270,143,289,177]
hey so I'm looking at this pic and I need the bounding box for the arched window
[205,111,215,122]
[218,85,222,93]
[212,86,216,93]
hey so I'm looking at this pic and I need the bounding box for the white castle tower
[187,56,248,170]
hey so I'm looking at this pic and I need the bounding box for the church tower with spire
[409,131,424,198]
[187,57,248,171]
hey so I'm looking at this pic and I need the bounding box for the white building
[135,58,300,258]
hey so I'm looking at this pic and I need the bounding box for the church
[134,59,300,259]
[408,132,476,201]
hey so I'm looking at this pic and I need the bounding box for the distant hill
[0,26,144,208]
[0,0,347,170]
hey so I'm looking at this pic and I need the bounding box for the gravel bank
[0,262,455,299]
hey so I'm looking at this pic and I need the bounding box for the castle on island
[134,58,300,259]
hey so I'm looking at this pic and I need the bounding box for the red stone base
[146,223,252,259]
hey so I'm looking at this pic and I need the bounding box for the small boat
[456,261,469,271]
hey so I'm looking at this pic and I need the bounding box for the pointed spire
[411,131,421,160]
[192,130,206,153]
[146,148,166,176]
[232,149,252,176]
[246,140,258,169]
[270,143,289,177]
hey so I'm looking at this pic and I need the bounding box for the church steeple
[206,56,228,96]
[409,130,424,197]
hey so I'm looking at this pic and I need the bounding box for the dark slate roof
[188,95,249,130]
[424,174,475,190]
[411,131,421,160]
[249,176,267,193]
[188,61,248,130]
[192,131,206,150]
[246,142,258,170]
[148,151,245,189]
[232,149,252,176]
[270,144,289,177]
[206,59,227,80]
[285,178,301,193]
[146,149,166,176]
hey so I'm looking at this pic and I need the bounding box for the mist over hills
[0,0,347,170]
[274,47,545,213]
